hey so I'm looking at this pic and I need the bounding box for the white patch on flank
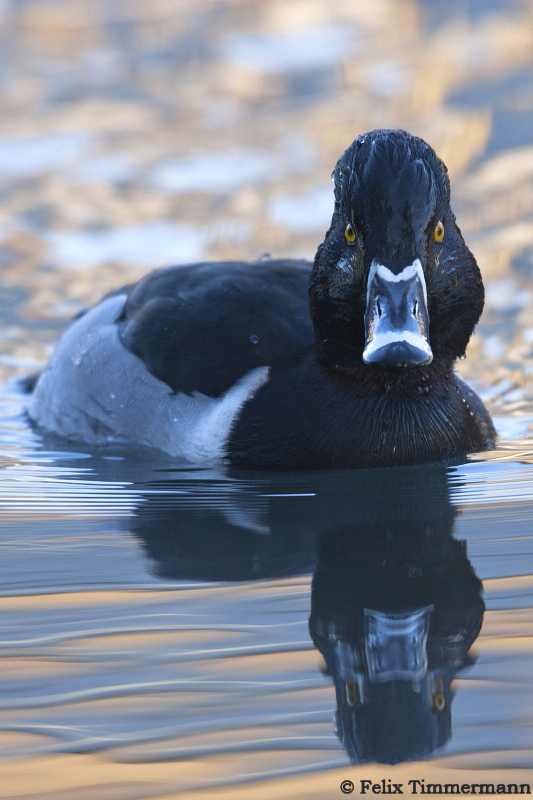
[363,329,432,358]
[186,367,270,463]
[28,295,270,464]
[367,258,427,304]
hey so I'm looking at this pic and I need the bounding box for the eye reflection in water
[125,460,483,766]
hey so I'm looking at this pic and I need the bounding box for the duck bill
[364,606,433,683]
[363,258,433,367]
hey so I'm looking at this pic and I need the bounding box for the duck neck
[316,347,455,397]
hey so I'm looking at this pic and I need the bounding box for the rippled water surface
[1,0,533,798]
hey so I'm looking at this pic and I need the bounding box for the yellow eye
[345,223,356,244]
[433,693,445,711]
[346,680,359,706]
[434,220,444,242]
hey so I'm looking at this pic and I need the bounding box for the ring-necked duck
[28,129,496,469]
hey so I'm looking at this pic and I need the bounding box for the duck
[28,129,496,470]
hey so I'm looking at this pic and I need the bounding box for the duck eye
[433,693,446,711]
[345,223,356,244]
[434,220,444,242]
[346,680,358,706]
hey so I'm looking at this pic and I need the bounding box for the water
[0,0,532,797]
[0,383,532,796]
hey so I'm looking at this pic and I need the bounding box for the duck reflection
[131,471,318,581]
[114,459,483,764]
[309,466,484,764]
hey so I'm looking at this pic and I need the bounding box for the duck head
[310,129,484,377]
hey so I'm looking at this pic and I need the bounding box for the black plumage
[29,129,496,469]
[117,259,313,397]
[228,129,495,468]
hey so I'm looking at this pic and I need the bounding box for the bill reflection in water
[128,462,484,765]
